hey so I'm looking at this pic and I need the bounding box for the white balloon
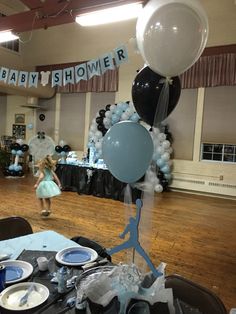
[105,111,112,118]
[90,124,97,132]
[110,104,116,112]
[157,146,165,155]
[89,130,94,138]
[103,117,111,126]
[158,133,166,142]
[125,107,135,116]
[16,139,24,145]
[121,113,129,120]
[167,147,173,154]
[95,141,102,150]
[161,152,170,161]
[155,184,163,193]
[95,130,103,139]
[153,138,160,147]
[162,140,170,149]
[136,0,209,76]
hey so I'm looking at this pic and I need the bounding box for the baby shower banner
[0,44,128,88]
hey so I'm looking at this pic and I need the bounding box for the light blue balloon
[161,165,171,173]
[114,108,123,116]
[9,164,15,170]
[121,102,129,111]
[130,113,140,122]
[27,123,33,130]
[16,150,23,156]
[111,114,120,124]
[164,173,172,180]
[60,151,66,156]
[14,165,22,171]
[102,121,153,183]
[11,149,17,155]
[156,158,165,168]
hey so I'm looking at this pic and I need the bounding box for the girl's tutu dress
[36,169,61,199]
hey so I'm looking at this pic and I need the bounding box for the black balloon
[105,104,111,111]
[97,124,105,132]
[63,145,71,152]
[39,114,45,121]
[96,117,103,124]
[21,144,29,152]
[132,66,181,126]
[55,145,63,153]
[99,109,106,117]
[18,170,24,177]
[13,143,20,150]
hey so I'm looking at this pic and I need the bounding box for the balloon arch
[87,101,173,192]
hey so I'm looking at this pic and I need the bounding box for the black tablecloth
[55,164,141,203]
[0,250,79,314]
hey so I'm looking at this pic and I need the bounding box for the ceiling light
[0,31,19,43]
[76,3,143,26]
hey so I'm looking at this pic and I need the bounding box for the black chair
[71,236,112,261]
[0,216,33,241]
[165,274,227,314]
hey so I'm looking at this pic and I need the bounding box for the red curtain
[180,47,236,89]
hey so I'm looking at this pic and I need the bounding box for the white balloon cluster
[134,126,173,193]
[88,101,140,160]
[151,127,173,183]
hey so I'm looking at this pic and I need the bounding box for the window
[201,143,236,163]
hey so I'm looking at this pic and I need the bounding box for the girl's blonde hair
[38,155,56,171]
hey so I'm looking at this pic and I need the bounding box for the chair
[71,236,112,261]
[165,274,227,314]
[0,216,33,241]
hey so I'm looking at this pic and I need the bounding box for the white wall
[0,96,7,136]
[5,95,35,143]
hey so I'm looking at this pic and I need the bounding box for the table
[55,164,142,202]
[0,232,227,314]
[0,230,79,260]
[0,231,82,314]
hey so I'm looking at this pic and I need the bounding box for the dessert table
[55,164,142,202]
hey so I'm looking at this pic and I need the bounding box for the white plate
[0,260,33,284]
[0,282,49,311]
[55,246,98,266]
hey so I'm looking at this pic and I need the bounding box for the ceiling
[0,0,145,33]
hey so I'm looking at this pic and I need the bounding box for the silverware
[19,284,37,307]
[0,254,11,262]
[82,258,109,271]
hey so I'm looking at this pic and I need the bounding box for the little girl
[34,155,62,217]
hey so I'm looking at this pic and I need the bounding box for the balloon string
[124,183,134,263]
[153,78,171,130]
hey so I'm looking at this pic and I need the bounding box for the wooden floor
[0,174,235,311]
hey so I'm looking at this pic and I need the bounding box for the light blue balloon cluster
[9,164,22,171]
[11,149,24,156]
[88,101,140,161]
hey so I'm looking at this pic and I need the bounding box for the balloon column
[88,101,140,161]
[4,141,29,177]
[151,126,173,191]
[87,100,174,192]
[55,143,71,164]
